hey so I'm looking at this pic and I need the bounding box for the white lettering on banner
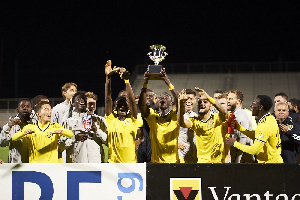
[208,187,300,200]
[0,163,146,200]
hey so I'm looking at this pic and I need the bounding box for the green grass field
[0,146,9,163]
[103,144,108,163]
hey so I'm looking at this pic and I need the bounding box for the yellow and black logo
[170,178,202,200]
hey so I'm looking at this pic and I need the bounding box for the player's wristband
[142,83,147,89]
[208,97,216,105]
[124,79,129,83]
[168,83,174,91]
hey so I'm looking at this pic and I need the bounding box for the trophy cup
[146,44,168,80]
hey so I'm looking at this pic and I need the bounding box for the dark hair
[31,95,48,108]
[289,98,300,108]
[257,95,273,111]
[275,92,288,101]
[160,92,172,102]
[118,89,127,97]
[215,93,228,100]
[34,101,51,113]
[229,89,244,102]
[213,89,224,94]
[185,89,196,96]
[114,96,128,110]
[18,98,32,107]
[67,91,87,118]
[146,89,153,93]
[72,91,87,104]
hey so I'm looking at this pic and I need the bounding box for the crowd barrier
[1,163,300,200]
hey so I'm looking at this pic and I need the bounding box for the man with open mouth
[0,98,36,163]
[139,67,180,163]
[178,88,228,163]
[104,60,141,163]
[11,101,74,163]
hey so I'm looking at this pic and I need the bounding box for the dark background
[147,164,300,200]
[1,1,300,105]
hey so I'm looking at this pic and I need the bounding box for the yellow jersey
[235,114,283,163]
[12,122,73,163]
[188,113,226,163]
[146,108,180,163]
[105,112,137,163]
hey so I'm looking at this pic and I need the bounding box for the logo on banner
[170,178,201,200]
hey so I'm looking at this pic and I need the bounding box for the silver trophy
[146,44,168,80]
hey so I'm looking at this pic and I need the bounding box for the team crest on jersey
[288,125,293,131]
[124,119,130,125]
[170,178,202,200]
[207,120,214,127]
[46,131,53,138]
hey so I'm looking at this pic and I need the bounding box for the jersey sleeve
[234,138,264,155]
[94,116,108,144]
[52,123,74,138]
[236,122,256,140]
[51,106,59,123]
[136,113,143,128]
[234,124,267,155]
[187,117,197,132]
[145,108,156,127]
[11,124,32,141]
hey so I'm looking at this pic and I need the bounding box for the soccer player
[30,95,49,121]
[178,89,197,163]
[11,101,74,163]
[139,68,180,163]
[136,89,157,163]
[51,82,77,162]
[210,89,224,115]
[52,82,77,124]
[0,99,36,163]
[225,95,283,163]
[178,88,227,163]
[215,93,231,163]
[227,89,255,163]
[62,91,107,163]
[105,60,139,163]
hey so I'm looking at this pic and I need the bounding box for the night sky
[1,1,300,104]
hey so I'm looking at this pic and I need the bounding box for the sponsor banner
[147,163,300,200]
[0,163,146,200]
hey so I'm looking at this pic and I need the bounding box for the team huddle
[1,60,300,164]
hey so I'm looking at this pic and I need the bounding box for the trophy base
[146,65,163,80]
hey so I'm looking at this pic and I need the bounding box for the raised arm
[104,60,121,116]
[52,129,74,138]
[235,121,256,140]
[161,68,179,111]
[12,128,34,141]
[177,89,192,128]
[138,72,150,118]
[195,87,227,121]
[122,71,138,119]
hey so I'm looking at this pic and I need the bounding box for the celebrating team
[1,60,300,164]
